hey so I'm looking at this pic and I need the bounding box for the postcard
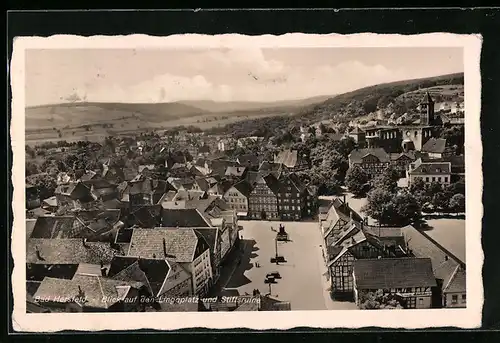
[10,32,483,331]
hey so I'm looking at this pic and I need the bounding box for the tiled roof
[127,228,202,262]
[349,126,364,134]
[27,238,122,264]
[161,208,212,227]
[443,266,466,293]
[208,180,234,195]
[34,275,144,309]
[274,149,298,168]
[353,258,437,289]
[26,219,37,241]
[390,151,416,161]
[128,205,162,228]
[108,256,170,296]
[402,225,465,289]
[194,178,210,192]
[30,216,81,239]
[422,138,447,154]
[349,148,390,164]
[409,162,451,175]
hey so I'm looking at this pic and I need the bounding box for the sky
[25,47,464,107]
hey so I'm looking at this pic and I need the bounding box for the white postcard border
[10,33,483,331]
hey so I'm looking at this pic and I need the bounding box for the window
[425,177,429,182]
[444,177,448,183]
[452,295,458,304]
[296,193,300,197]
[418,298,424,306]
[432,177,436,182]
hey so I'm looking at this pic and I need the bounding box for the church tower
[420,92,435,126]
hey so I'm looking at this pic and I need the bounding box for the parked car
[267,271,281,279]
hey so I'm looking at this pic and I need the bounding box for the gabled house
[160,206,212,228]
[33,275,146,312]
[107,256,192,298]
[348,148,391,178]
[248,174,280,220]
[402,225,466,308]
[207,179,234,197]
[353,258,437,309]
[390,152,417,178]
[55,182,94,207]
[225,166,247,179]
[421,138,447,159]
[26,238,124,282]
[277,173,307,221]
[223,180,253,218]
[127,228,213,296]
[79,170,99,182]
[406,158,452,186]
[274,149,306,171]
[165,227,223,287]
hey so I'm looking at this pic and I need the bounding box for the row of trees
[344,165,466,226]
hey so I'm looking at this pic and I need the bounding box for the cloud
[83,48,443,104]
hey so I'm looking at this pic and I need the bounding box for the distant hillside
[205,72,465,138]
[180,95,333,113]
[296,72,464,122]
[25,101,208,129]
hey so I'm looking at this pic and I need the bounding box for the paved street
[224,220,357,310]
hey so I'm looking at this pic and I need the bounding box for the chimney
[343,194,346,204]
[82,237,88,248]
[35,246,44,261]
[163,238,167,258]
[445,255,449,261]
[100,266,107,277]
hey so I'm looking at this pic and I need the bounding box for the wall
[409,173,451,186]
[444,292,467,308]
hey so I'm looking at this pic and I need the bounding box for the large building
[348,148,391,178]
[248,174,280,220]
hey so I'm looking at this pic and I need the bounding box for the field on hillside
[25,108,293,145]
[398,84,464,102]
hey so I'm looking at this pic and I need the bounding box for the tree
[25,161,40,176]
[432,192,450,212]
[449,193,466,212]
[26,173,57,200]
[364,188,421,226]
[345,166,370,196]
[371,166,400,193]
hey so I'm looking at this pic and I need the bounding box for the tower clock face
[406,131,410,136]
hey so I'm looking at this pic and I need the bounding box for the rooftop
[353,257,437,289]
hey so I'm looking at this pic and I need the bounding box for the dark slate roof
[161,208,211,227]
[349,148,390,164]
[208,180,234,195]
[34,275,144,309]
[30,216,80,239]
[259,161,282,173]
[410,162,451,175]
[274,149,298,168]
[402,225,465,289]
[115,227,134,244]
[108,256,170,296]
[237,154,259,167]
[353,258,437,289]
[422,138,447,154]
[27,238,122,264]
[232,180,253,197]
[263,174,280,195]
[128,205,162,228]
[194,178,210,192]
[127,228,202,262]
[285,173,307,193]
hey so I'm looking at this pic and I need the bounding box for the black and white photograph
[10,33,482,330]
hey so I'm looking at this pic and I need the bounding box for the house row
[348,141,464,185]
[319,197,466,309]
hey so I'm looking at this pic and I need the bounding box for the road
[224,220,357,310]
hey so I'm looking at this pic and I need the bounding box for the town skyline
[25,47,464,107]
